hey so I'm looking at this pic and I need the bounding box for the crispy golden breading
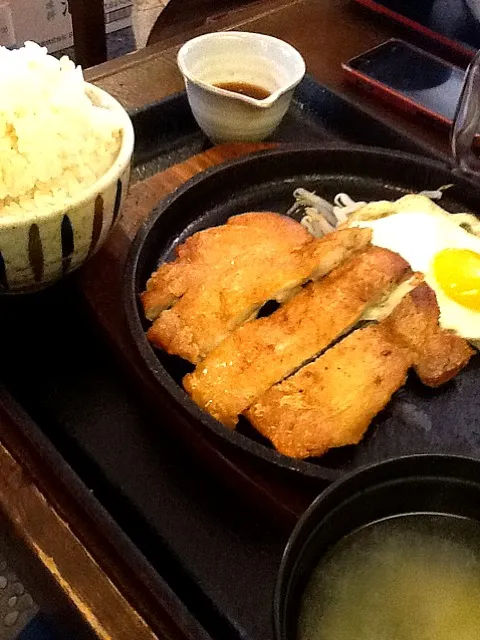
[141,212,312,321]
[246,324,413,459]
[183,246,410,427]
[382,282,475,387]
[147,226,372,364]
[246,283,474,459]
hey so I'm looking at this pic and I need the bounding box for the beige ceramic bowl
[177,31,306,143]
[0,83,134,294]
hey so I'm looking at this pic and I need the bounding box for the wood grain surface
[0,391,196,640]
[0,444,153,640]
[87,0,465,162]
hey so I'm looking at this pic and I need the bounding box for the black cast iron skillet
[124,145,480,483]
[274,453,480,639]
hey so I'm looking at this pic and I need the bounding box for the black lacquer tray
[0,76,470,640]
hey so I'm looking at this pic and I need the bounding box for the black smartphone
[342,39,466,127]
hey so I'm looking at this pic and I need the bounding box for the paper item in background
[0,2,15,47]
[2,0,132,54]
[8,0,73,53]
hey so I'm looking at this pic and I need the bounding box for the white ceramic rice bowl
[0,84,134,293]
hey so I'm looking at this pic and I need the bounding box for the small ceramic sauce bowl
[177,31,306,143]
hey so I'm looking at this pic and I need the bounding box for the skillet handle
[451,49,480,177]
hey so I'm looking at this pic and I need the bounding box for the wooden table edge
[0,387,209,640]
[85,0,302,83]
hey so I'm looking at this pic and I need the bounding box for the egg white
[349,197,480,342]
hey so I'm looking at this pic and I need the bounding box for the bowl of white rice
[0,41,134,293]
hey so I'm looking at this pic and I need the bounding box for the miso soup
[298,514,480,640]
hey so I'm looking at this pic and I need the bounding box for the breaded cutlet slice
[183,246,410,427]
[245,323,413,459]
[246,283,474,459]
[147,227,372,364]
[141,212,312,321]
[381,282,474,387]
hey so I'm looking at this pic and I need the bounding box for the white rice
[0,41,123,218]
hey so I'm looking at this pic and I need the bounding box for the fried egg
[348,195,480,343]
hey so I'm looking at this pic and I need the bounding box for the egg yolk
[433,248,480,311]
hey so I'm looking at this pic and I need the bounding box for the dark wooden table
[1,1,467,638]
[88,0,467,150]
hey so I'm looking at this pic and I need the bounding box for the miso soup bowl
[177,31,306,143]
[274,454,480,640]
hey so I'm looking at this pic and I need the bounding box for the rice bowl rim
[0,82,135,228]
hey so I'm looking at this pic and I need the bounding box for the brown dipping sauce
[214,81,271,100]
